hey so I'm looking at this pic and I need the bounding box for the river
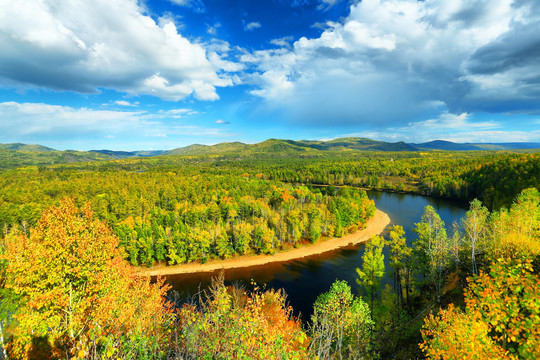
[164,190,468,320]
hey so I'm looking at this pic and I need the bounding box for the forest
[0,147,539,359]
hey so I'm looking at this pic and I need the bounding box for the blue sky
[1,0,539,150]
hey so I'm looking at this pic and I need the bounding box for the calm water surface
[164,191,468,319]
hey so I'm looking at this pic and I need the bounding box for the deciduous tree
[1,199,171,359]
[356,235,385,310]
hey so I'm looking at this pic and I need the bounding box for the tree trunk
[0,321,8,360]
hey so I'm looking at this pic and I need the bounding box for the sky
[1,0,540,151]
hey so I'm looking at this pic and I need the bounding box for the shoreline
[139,210,390,276]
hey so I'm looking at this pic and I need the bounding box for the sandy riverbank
[139,210,390,276]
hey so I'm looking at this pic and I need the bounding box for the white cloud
[244,21,262,31]
[215,119,231,124]
[207,22,221,35]
[114,100,137,107]
[244,0,540,127]
[343,129,540,144]
[0,101,229,147]
[270,36,294,48]
[0,0,227,101]
[339,111,539,143]
[208,52,245,73]
[411,112,499,131]
[0,101,147,137]
[167,0,206,13]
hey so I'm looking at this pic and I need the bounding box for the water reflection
[164,191,467,318]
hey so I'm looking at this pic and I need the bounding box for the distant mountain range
[1,138,539,164]
[410,140,540,151]
[89,149,166,158]
[162,138,540,155]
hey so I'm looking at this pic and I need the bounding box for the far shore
[139,210,390,276]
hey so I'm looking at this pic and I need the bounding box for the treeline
[1,189,538,359]
[0,169,375,266]
[32,149,537,209]
[257,152,539,210]
[3,149,537,211]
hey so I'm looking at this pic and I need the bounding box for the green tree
[413,206,451,304]
[310,280,373,359]
[356,235,385,310]
[461,198,489,275]
[386,225,412,310]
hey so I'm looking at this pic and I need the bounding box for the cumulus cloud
[244,0,540,127]
[244,21,262,31]
[0,0,229,101]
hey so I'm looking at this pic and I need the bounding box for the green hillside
[0,148,116,171]
[301,137,417,151]
[3,137,539,171]
[166,137,417,155]
[0,143,56,152]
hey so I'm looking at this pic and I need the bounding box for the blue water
[164,191,468,320]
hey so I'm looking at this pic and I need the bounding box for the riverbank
[139,209,390,276]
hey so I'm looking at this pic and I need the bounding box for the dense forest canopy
[0,167,375,266]
[0,143,539,359]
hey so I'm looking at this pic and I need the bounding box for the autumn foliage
[420,188,540,359]
[175,272,309,359]
[420,258,540,359]
[1,198,171,359]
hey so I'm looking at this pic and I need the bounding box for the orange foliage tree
[1,198,172,359]
[420,303,510,359]
[176,273,309,359]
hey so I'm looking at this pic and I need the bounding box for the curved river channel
[164,190,468,319]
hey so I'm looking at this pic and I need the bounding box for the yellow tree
[1,198,171,359]
[421,259,540,359]
[420,304,511,359]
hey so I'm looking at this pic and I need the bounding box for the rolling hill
[0,143,56,152]
[2,138,539,171]
[298,138,417,151]
[165,137,418,155]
